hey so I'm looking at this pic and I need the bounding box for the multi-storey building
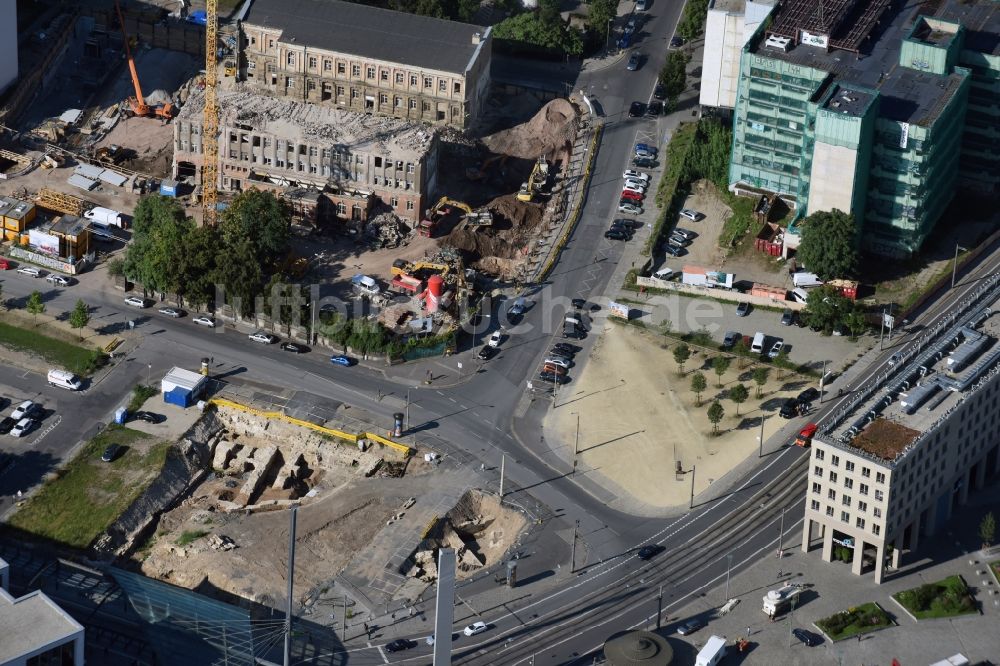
[0,0,16,95]
[801,275,1000,583]
[0,558,86,665]
[239,0,492,130]
[173,89,440,225]
[723,0,998,258]
[700,0,777,110]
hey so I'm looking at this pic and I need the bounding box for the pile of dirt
[483,98,579,164]
[364,211,411,248]
[402,490,527,582]
[443,194,543,275]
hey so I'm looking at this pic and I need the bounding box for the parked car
[477,345,497,361]
[385,639,414,653]
[653,267,675,281]
[679,208,702,221]
[620,189,643,202]
[673,227,696,240]
[124,296,149,308]
[280,342,308,353]
[633,156,657,168]
[11,400,38,421]
[249,331,278,344]
[664,244,685,257]
[646,100,663,116]
[653,83,667,100]
[16,266,41,277]
[538,371,569,385]
[780,309,795,326]
[605,229,630,241]
[634,142,657,156]
[488,330,504,347]
[552,343,578,355]
[623,179,647,192]
[670,35,685,47]
[10,418,36,438]
[677,619,704,635]
[544,357,571,369]
[158,307,184,318]
[464,621,488,637]
[637,544,664,560]
[131,411,163,424]
[45,274,70,286]
[736,301,751,317]
[792,628,820,646]
[571,299,590,309]
[723,331,741,349]
[797,387,820,403]
[779,398,799,419]
[634,147,656,159]
[0,417,15,434]
[330,355,353,367]
[669,232,690,246]
[507,297,527,316]
[768,339,784,359]
[609,220,635,233]
[192,316,216,327]
[623,170,650,182]
[618,202,643,215]
[101,443,122,462]
[628,102,646,117]
[626,52,641,70]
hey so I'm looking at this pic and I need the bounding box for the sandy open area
[545,323,806,513]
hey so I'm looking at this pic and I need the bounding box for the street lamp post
[757,411,766,458]
[570,519,579,573]
[951,243,967,289]
[820,359,829,403]
[606,18,613,55]
[574,412,580,456]
[724,553,733,601]
[689,465,696,509]
[146,363,151,386]
[777,507,786,558]
[405,388,410,432]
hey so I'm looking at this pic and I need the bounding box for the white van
[751,331,766,354]
[791,287,810,304]
[351,274,381,295]
[48,369,82,391]
[695,635,727,666]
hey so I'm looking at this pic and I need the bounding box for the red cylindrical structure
[426,274,444,312]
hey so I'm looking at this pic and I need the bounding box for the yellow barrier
[104,338,122,353]
[208,397,412,455]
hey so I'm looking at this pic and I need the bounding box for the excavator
[418,196,472,237]
[114,0,176,120]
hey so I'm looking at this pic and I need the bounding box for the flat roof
[243,0,488,74]
[768,0,893,53]
[822,84,874,117]
[820,277,1000,466]
[932,0,1000,56]
[47,215,89,237]
[0,589,82,662]
[754,0,971,125]
[178,88,436,160]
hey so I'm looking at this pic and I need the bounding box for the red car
[620,189,644,202]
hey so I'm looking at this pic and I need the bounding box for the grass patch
[176,530,209,546]
[7,426,170,549]
[892,575,977,620]
[816,602,893,641]
[0,320,107,376]
[128,384,159,412]
[990,561,1000,585]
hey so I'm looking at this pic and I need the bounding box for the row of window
[813,450,887,483]
[811,479,884,503]
[810,500,882,536]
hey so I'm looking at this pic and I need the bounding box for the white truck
[84,206,125,228]
[792,271,823,288]
[695,635,727,666]
[762,583,802,617]
[682,266,734,290]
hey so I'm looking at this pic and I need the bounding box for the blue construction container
[159,179,179,197]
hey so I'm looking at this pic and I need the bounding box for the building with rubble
[801,275,1000,584]
[173,89,440,224]
[239,0,492,130]
[0,558,86,666]
[724,0,998,258]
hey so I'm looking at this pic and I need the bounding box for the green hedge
[816,602,892,641]
[893,575,976,619]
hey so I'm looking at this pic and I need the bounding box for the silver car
[618,202,643,215]
[249,331,278,344]
[124,296,148,308]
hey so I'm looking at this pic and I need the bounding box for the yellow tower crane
[202,0,220,226]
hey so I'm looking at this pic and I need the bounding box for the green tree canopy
[752,366,769,397]
[707,400,725,434]
[980,512,996,548]
[658,50,688,104]
[728,383,749,415]
[586,0,616,34]
[69,299,90,339]
[712,356,730,386]
[690,371,707,406]
[216,237,264,317]
[26,290,45,323]
[673,343,691,375]
[124,197,195,295]
[797,209,860,280]
[493,0,584,55]
[219,189,291,267]
[803,285,852,334]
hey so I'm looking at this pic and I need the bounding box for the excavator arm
[114,0,148,111]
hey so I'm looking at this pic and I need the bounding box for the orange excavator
[113,0,175,119]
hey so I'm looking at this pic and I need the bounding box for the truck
[84,206,125,229]
[794,423,818,447]
[695,635,727,666]
[762,584,802,618]
[682,266,734,290]
[792,271,823,288]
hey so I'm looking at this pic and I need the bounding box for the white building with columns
[801,280,1000,583]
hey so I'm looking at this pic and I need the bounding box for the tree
[707,401,725,434]
[712,356,730,387]
[673,343,691,375]
[803,285,851,334]
[586,0,617,36]
[796,209,860,280]
[690,372,707,406]
[219,189,291,267]
[733,336,751,368]
[773,349,793,379]
[124,195,194,295]
[728,383,749,416]
[177,226,220,309]
[215,237,264,317]
[69,299,90,340]
[752,366,769,397]
[980,512,996,548]
[26,290,45,323]
[493,3,584,55]
[658,50,688,107]
[842,308,869,339]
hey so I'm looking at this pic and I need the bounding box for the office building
[0,558,85,666]
[801,275,1000,583]
[700,0,777,109]
[724,0,998,258]
[239,0,492,130]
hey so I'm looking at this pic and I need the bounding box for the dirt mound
[483,98,579,163]
[443,195,543,275]
[486,194,545,229]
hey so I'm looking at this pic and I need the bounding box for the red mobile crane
[113,0,176,119]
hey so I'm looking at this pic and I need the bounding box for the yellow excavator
[516,157,550,202]
[419,197,472,237]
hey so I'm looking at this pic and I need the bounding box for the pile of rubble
[364,212,411,248]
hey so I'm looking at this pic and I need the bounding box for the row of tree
[493,0,584,56]
[114,191,291,314]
